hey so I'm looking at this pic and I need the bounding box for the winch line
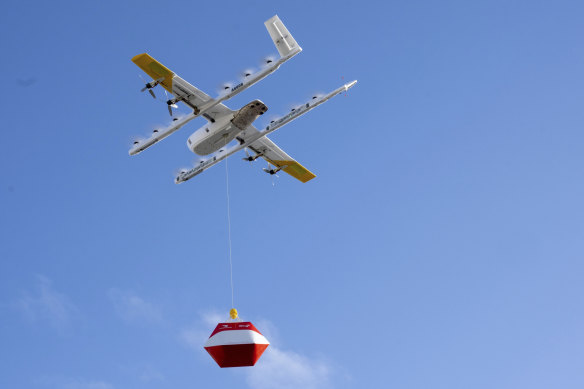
[224,140,235,309]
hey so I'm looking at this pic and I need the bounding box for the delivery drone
[130,15,356,184]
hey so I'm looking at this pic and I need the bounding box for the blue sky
[1,0,584,388]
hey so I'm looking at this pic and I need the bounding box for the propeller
[240,68,254,80]
[243,148,255,164]
[311,92,324,101]
[262,114,280,129]
[263,163,280,186]
[263,163,280,177]
[218,81,234,95]
[288,102,302,112]
[139,75,161,99]
[164,90,179,116]
[131,136,145,147]
[173,166,190,178]
[260,55,276,68]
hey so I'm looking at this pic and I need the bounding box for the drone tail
[264,15,301,58]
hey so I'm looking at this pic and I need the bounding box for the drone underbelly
[192,124,241,156]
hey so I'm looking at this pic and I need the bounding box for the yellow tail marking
[131,53,174,93]
[273,160,316,183]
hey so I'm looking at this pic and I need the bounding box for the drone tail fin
[264,15,301,58]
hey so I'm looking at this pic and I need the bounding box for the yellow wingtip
[131,52,174,93]
[274,160,316,183]
[131,53,148,63]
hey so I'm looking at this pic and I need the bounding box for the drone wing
[242,130,316,183]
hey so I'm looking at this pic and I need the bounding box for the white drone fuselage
[187,100,268,156]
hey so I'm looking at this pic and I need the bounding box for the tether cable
[224,137,235,309]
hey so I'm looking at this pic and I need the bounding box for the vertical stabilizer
[264,15,301,58]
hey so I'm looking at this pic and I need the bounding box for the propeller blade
[131,137,144,146]
[260,55,276,68]
[163,90,178,116]
[139,74,151,93]
[240,69,254,80]
[243,148,254,163]
[148,89,156,99]
[139,74,146,92]
[287,101,303,112]
[173,167,190,177]
[218,82,234,95]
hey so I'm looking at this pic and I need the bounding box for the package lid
[204,322,269,347]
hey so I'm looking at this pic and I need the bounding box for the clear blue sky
[1,1,584,388]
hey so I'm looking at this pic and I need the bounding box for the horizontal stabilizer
[264,15,301,58]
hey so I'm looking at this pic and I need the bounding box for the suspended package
[204,321,269,367]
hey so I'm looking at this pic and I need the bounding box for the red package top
[209,322,262,338]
